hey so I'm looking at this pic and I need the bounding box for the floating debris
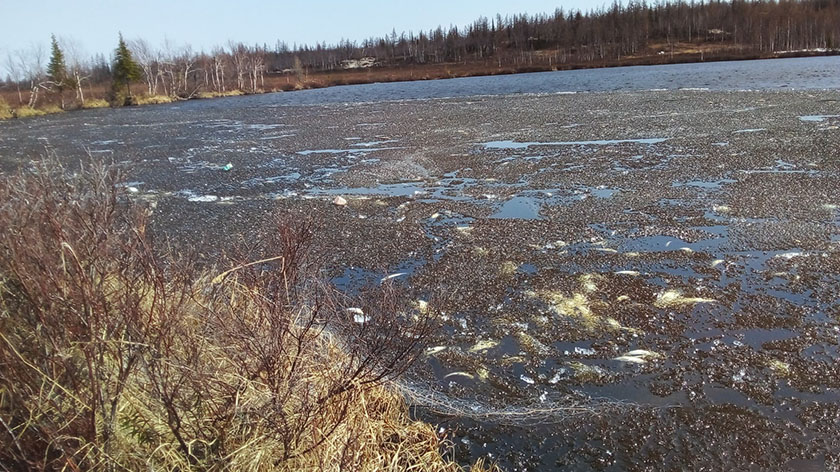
[711,259,725,268]
[517,331,551,356]
[615,270,640,276]
[425,346,447,356]
[188,194,219,202]
[346,307,370,324]
[222,162,233,171]
[568,362,605,382]
[469,339,499,353]
[579,274,601,292]
[332,196,348,206]
[500,261,519,278]
[520,375,536,385]
[654,290,716,308]
[414,299,429,314]
[768,359,791,376]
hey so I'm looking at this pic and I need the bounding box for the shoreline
[1,48,837,121]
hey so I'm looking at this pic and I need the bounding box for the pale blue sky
[1,0,601,61]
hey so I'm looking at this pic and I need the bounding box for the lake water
[175,55,840,109]
[1,55,839,471]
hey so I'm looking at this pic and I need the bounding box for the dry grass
[10,105,64,119]
[134,94,174,105]
[0,98,12,120]
[82,98,111,109]
[0,159,495,471]
[197,90,246,99]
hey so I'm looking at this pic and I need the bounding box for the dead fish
[381,272,407,282]
[654,290,715,308]
[614,349,663,364]
[443,371,474,380]
[424,346,447,356]
[469,339,499,353]
[613,355,647,364]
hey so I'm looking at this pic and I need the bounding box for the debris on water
[455,226,473,235]
[500,261,519,278]
[579,274,600,292]
[539,391,548,402]
[332,196,348,206]
[187,194,219,202]
[768,359,791,376]
[381,272,408,282]
[520,375,535,385]
[654,290,716,308]
[425,346,447,356]
[548,369,567,384]
[444,371,474,380]
[414,299,429,314]
[568,362,605,382]
[517,331,551,355]
[346,307,370,324]
[469,339,499,353]
[222,162,233,171]
[472,246,490,257]
[713,205,731,213]
[615,270,640,276]
[775,252,803,260]
[573,347,597,356]
[711,259,725,267]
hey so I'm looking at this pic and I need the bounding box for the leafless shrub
[0,159,481,471]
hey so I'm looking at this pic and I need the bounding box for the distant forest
[3,0,839,110]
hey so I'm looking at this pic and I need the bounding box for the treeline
[2,0,839,111]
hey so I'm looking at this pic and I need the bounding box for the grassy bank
[0,160,493,471]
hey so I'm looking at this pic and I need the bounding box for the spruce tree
[112,33,141,104]
[47,35,69,109]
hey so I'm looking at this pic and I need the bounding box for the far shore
[1,47,837,121]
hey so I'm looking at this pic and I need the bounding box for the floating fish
[381,272,408,282]
[424,346,447,356]
[443,371,474,380]
[654,290,715,308]
[469,339,499,353]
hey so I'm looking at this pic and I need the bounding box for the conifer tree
[47,35,70,108]
[112,33,141,103]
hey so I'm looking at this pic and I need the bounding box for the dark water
[170,56,840,110]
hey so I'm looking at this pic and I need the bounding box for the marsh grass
[134,95,174,105]
[82,99,111,109]
[0,160,493,471]
[0,98,12,120]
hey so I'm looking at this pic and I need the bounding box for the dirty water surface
[1,82,840,471]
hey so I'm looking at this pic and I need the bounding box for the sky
[0,0,600,62]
